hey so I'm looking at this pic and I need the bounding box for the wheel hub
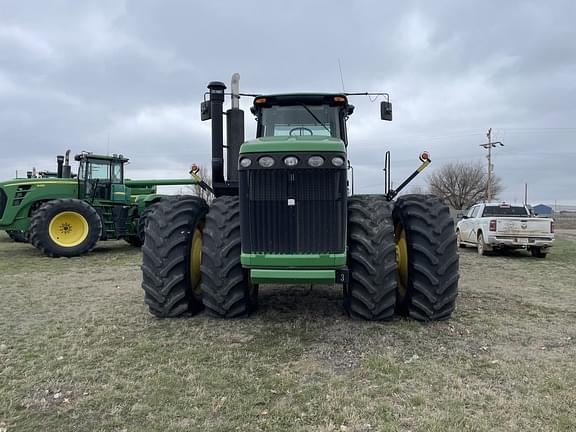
[190,228,203,295]
[395,224,408,300]
[48,211,89,247]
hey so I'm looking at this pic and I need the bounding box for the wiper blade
[299,104,331,134]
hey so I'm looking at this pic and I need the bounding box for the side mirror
[380,101,393,121]
[201,101,211,121]
[461,215,469,219]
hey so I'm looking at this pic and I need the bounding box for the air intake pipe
[57,155,64,178]
[226,73,245,182]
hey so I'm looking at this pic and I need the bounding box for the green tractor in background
[141,74,459,321]
[0,151,198,257]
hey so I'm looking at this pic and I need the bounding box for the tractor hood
[239,136,346,154]
[0,178,78,188]
[0,177,79,230]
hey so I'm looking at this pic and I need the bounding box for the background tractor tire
[344,195,397,321]
[201,196,256,318]
[125,205,155,247]
[7,230,28,243]
[141,196,208,318]
[28,199,102,258]
[393,194,459,321]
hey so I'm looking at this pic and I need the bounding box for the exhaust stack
[62,149,72,178]
[207,81,226,187]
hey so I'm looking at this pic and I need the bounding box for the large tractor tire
[7,230,28,243]
[125,205,155,247]
[201,196,257,318]
[141,196,208,318]
[344,195,397,321]
[393,194,459,321]
[28,199,102,258]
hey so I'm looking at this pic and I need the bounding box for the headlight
[308,156,325,167]
[283,156,299,167]
[258,156,275,168]
[331,156,345,167]
[239,157,252,168]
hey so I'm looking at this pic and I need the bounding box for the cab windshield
[259,105,341,139]
[78,160,123,183]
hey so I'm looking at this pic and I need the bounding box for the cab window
[111,163,123,183]
[259,105,341,139]
[88,161,110,181]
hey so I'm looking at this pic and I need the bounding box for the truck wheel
[456,229,466,248]
[344,195,397,321]
[531,247,547,258]
[141,196,208,318]
[393,194,459,321]
[477,232,489,256]
[201,196,257,318]
[7,230,28,243]
[28,199,102,257]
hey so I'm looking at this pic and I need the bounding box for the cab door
[83,160,112,201]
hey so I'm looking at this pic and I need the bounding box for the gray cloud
[1,0,574,205]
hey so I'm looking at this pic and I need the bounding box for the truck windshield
[482,206,529,217]
[259,105,341,138]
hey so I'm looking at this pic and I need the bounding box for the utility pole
[524,182,528,206]
[480,128,504,202]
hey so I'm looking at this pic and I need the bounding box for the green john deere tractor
[0,151,198,257]
[141,75,459,321]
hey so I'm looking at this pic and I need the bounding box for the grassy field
[1,232,575,432]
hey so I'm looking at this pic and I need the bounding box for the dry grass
[0,232,575,431]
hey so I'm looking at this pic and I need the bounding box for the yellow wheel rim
[48,211,89,247]
[190,228,203,295]
[395,224,409,300]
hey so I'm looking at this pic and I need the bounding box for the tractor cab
[251,94,354,144]
[75,153,129,202]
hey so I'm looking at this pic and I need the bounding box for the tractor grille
[240,168,347,254]
[0,188,6,219]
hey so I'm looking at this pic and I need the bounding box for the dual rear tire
[141,195,255,318]
[344,194,459,321]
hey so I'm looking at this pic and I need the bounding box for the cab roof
[74,152,129,163]
[252,93,349,108]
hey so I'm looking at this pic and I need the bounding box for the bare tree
[187,165,213,205]
[427,161,503,210]
[406,185,425,195]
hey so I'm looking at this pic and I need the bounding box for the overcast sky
[1,0,575,206]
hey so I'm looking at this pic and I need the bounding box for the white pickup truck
[456,202,554,258]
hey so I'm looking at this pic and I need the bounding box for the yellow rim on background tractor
[395,224,408,300]
[48,211,89,248]
[190,228,203,295]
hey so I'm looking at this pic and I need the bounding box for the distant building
[533,204,553,217]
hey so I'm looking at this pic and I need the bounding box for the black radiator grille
[240,168,346,254]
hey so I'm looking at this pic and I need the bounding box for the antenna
[107,133,110,156]
[337,59,346,92]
